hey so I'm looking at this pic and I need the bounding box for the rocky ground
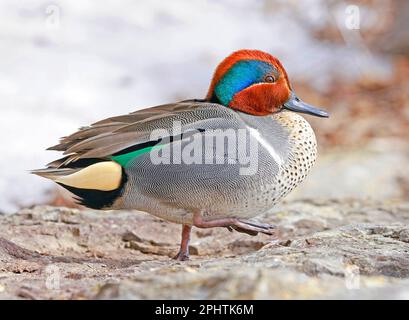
[1,199,409,299]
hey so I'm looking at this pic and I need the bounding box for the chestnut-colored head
[206,49,329,118]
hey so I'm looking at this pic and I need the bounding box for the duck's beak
[283,92,329,118]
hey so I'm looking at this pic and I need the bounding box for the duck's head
[206,49,329,118]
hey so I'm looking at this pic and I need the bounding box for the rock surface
[1,200,409,299]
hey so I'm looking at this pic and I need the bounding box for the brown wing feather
[48,100,209,167]
[48,123,125,151]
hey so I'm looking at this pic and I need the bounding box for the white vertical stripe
[247,126,283,167]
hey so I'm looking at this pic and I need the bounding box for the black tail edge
[57,167,128,210]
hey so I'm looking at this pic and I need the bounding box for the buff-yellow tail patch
[55,161,122,191]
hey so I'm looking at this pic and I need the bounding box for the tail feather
[31,167,80,179]
[32,161,122,191]
[32,160,127,210]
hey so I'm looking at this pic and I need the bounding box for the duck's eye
[264,75,276,83]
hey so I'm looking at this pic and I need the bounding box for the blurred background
[0,0,408,214]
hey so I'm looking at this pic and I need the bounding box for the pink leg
[193,213,275,236]
[173,224,192,261]
[173,214,276,261]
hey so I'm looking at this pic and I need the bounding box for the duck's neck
[207,94,222,105]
